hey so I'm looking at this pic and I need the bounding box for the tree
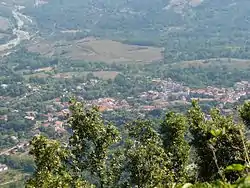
[26,99,250,187]
[160,112,190,184]
[68,99,120,188]
[188,100,248,182]
[26,135,90,188]
[239,101,250,129]
[124,120,172,188]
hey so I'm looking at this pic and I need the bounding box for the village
[1,78,250,173]
[1,78,250,137]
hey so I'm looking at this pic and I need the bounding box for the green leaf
[225,164,245,172]
[210,129,222,137]
[182,183,193,188]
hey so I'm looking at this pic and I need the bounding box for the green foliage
[225,164,245,172]
[184,175,250,188]
[160,112,190,183]
[188,101,248,182]
[239,101,250,128]
[26,100,250,187]
[68,99,120,187]
[124,120,172,188]
[25,135,89,188]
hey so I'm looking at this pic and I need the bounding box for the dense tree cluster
[26,100,250,187]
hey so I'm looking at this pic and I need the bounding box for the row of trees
[25,99,250,187]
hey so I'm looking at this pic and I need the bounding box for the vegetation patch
[174,58,250,70]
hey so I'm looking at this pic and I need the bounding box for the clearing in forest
[26,37,164,64]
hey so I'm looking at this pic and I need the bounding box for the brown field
[26,37,164,64]
[92,71,119,80]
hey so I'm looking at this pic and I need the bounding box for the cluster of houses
[140,78,189,101]
[13,98,72,133]
[1,79,250,173]
[89,98,130,112]
[138,79,250,107]
[2,79,250,135]
[190,81,250,104]
[35,99,71,133]
[3,79,249,135]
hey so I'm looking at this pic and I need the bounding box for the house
[55,121,63,128]
[24,116,35,121]
[42,123,50,127]
[1,84,8,89]
[10,136,18,142]
[142,106,156,111]
[98,106,109,112]
[0,115,8,121]
[62,109,70,115]
[55,126,66,133]
[0,164,8,172]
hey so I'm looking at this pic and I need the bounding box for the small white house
[0,164,8,172]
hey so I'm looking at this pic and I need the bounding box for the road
[0,141,29,156]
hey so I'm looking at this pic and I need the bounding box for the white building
[0,164,8,172]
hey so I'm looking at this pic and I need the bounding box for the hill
[1,1,250,186]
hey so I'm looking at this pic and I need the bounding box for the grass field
[92,71,119,80]
[26,37,164,64]
[0,169,25,187]
[173,58,250,70]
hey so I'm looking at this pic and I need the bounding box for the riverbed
[0,6,31,56]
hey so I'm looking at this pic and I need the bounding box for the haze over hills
[0,0,249,61]
[2,1,250,187]
[0,0,249,62]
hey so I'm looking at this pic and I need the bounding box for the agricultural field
[26,37,164,64]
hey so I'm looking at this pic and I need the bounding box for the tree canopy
[26,100,250,187]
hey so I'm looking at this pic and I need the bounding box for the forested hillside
[23,0,250,61]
